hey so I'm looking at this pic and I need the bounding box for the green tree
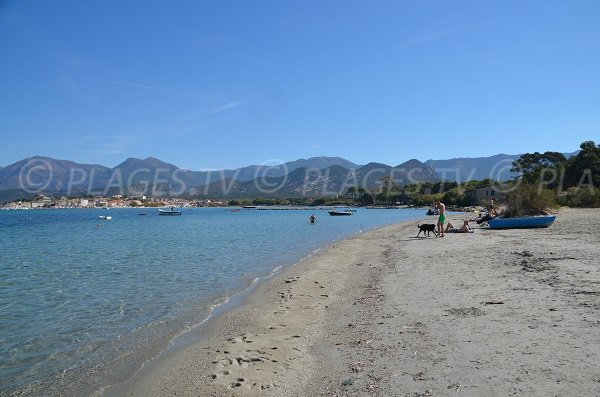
[564,141,600,188]
[310,197,327,206]
[357,192,374,205]
[511,152,567,186]
[442,188,468,207]
[379,176,400,193]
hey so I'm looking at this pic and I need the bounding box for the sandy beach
[118,207,600,396]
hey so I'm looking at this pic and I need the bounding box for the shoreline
[106,219,415,396]
[4,208,427,397]
[100,219,412,396]
[117,207,600,396]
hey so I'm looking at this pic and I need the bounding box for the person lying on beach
[445,220,472,233]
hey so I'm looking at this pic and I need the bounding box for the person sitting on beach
[445,220,472,233]
[472,212,494,224]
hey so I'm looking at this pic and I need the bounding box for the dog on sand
[417,224,438,237]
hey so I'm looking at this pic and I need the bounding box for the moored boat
[328,209,353,216]
[488,215,556,229]
[159,208,182,216]
[99,215,112,220]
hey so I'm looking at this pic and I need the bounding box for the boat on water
[426,209,439,216]
[242,206,257,209]
[99,215,112,220]
[328,208,354,216]
[488,215,556,229]
[159,208,182,216]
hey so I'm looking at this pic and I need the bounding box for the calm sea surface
[0,207,423,395]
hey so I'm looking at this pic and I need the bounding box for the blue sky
[1,1,599,170]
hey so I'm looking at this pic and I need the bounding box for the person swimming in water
[309,214,317,224]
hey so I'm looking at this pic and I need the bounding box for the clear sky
[1,0,599,170]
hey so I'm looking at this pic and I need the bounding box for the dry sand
[118,208,600,396]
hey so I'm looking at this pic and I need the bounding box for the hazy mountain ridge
[425,154,521,182]
[0,156,111,192]
[0,151,577,201]
[425,151,580,181]
[215,156,360,182]
[0,156,434,199]
[192,160,437,198]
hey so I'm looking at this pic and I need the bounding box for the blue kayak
[488,215,556,229]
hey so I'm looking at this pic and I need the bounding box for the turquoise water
[0,207,423,395]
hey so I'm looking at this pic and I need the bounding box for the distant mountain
[220,156,360,182]
[0,150,581,201]
[0,156,367,199]
[395,159,440,183]
[284,156,359,172]
[114,156,178,173]
[0,156,111,192]
[425,154,521,182]
[192,160,437,198]
[425,151,580,182]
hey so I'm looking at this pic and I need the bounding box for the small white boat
[159,208,182,216]
[99,215,112,220]
[328,208,354,216]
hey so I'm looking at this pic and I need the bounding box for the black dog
[417,224,438,237]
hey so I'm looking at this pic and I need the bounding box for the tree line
[510,140,600,209]
[268,140,600,211]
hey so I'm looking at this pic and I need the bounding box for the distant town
[1,194,227,210]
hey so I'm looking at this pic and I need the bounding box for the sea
[0,207,424,395]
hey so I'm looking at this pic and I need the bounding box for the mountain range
[424,154,521,182]
[0,151,576,201]
[0,156,436,200]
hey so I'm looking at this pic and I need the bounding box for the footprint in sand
[227,334,253,344]
[230,377,247,388]
[212,357,233,366]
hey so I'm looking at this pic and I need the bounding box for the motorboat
[159,208,182,216]
[328,208,353,216]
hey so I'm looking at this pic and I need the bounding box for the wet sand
[119,207,600,396]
